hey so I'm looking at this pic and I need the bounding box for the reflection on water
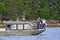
[0,27,60,40]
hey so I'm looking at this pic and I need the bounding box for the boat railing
[3,21,46,30]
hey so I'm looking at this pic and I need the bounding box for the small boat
[0,21,46,36]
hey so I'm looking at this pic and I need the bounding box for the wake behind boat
[0,21,46,36]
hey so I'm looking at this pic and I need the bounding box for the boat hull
[0,29,45,36]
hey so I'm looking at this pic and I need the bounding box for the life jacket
[40,19,43,24]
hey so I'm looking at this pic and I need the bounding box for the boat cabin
[3,21,34,30]
[3,21,46,30]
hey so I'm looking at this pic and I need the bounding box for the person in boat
[42,19,46,29]
[37,17,43,29]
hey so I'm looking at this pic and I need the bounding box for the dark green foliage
[0,1,8,21]
[0,0,60,21]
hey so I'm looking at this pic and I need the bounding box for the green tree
[0,2,8,21]
[2,0,60,21]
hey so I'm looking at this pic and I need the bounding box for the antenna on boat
[22,13,25,21]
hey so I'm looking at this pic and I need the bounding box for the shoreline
[47,24,60,27]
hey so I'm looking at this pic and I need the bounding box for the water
[0,27,60,40]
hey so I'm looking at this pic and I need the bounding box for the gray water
[0,27,60,40]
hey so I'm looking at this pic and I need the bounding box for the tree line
[0,0,60,21]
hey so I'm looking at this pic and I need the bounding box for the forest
[0,0,60,21]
